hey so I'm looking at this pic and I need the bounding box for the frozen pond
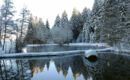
[0,53,130,80]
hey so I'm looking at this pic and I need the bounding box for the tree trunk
[2,23,7,51]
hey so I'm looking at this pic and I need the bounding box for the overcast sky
[1,0,94,27]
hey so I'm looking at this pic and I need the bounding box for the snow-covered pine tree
[52,11,73,44]
[24,15,36,44]
[51,15,61,43]
[0,8,3,46]
[82,8,90,24]
[76,8,90,42]
[45,20,53,43]
[83,0,130,49]
[100,0,130,47]
[25,16,52,44]
[1,0,16,50]
[82,0,104,43]
[18,7,30,40]
[70,8,84,42]
[60,11,73,43]
[45,20,50,29]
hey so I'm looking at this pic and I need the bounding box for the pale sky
[1,0,94,27]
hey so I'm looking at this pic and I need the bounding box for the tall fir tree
[1,0,15,50]
[70,8,83,42]
[45,20,50,29]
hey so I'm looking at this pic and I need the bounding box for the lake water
[0,52,130,80]
[26,45,106,52]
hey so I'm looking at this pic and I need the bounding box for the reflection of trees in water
[0,53,130,80]
[28,56,90,80]
[29,58,50,77]
[0,60,31,80]
[53,54,130,80]
[99,53,130,80]
[27,45,99,52]
[82,53,130,80]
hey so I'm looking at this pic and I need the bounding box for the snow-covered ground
[0,50,84,58]
[27,43,108,47]
[0,43,130,58]
[0,47,130,58]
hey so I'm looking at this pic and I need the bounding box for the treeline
[0,0,91,53]
[25,8,90,44]
[0,0,130,52]
[82,0,130,49]
[25,0,130,49]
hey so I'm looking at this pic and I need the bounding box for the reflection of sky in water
[31,61,84,80]
[1,53,130,80]
[3,60,17,69]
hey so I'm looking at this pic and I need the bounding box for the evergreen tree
[52,11,73,44]
[0,8,3,44]
[53,15,61,28]
[18,7,30,40]
[1,0,15,50]
[24,15,35,43]
[70,8,83,42]
[60,11,73,43]
[83,0,130,49]
[81,8,90,24]
[25,15,52,44]
[45,20,50,29]
[76,8,90,42]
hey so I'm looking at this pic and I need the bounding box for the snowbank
[27,43,108,47]
[0,46,130,59]
[67,43,108,47]
[84,47,130,57]
[0,50,84,58]
[85,47,115,54]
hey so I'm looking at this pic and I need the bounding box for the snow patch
[0,45,130,58]
[85,47,114,53]
[85,50,97,58]
[27,43,108,47]
[0,50,84,58]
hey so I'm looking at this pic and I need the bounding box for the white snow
[84,47,114,58]
[113,47,130,53]
[85,50,98,58]
[0,48,130,58]
[67,43,108,47]
[27,44,58,47]
[27,43,108,47]
[0,50,85,58]
[0,43,130,58]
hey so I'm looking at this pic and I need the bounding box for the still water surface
[0,53,130,80]
[26,45,106,52]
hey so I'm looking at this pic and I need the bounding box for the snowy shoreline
[26,43,108,47]
[0,50,85,58]
[0,43,130,59]
[0,47,130,59]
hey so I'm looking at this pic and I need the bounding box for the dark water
[26,45,105,52]
[0,53,130,80]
